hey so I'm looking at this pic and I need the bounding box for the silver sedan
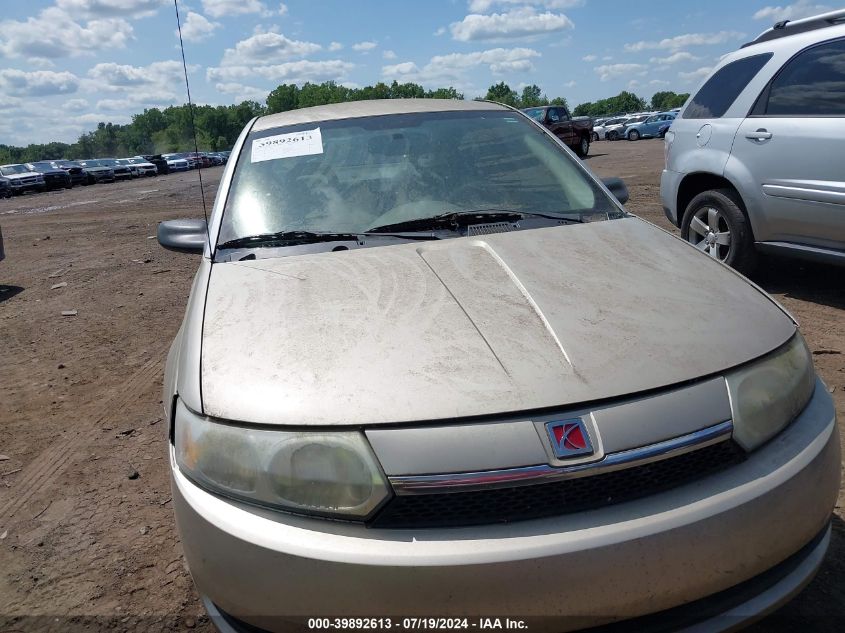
[158,99,840,632]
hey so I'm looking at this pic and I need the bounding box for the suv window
[548,109,561,122]
[684,53,773,119]
[764,38,845,116]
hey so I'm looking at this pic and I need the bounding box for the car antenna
[173,0,212,251]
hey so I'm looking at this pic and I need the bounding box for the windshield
[81,160,102,167]
[219,110,620,245]
[100,159,118,166]
[1,164,29,175]
[523,108,545,121]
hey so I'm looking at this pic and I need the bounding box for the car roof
[253,98,508,132]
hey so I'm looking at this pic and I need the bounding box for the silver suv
[661,10,845,272]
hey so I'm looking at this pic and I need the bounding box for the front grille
[369,440,745,529]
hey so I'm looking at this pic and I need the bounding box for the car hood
[83,166,111,172]
[200,217,795,426]
[2,172,38,180]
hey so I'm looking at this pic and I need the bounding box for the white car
[593,117,627,140]
[162,154,190,172]
[0,164,45,194]
[125,157,158,177]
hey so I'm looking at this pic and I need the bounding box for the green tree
[266,84,299,113]
[426,87,463,100]
[519,84,547,108]
[2,81,467,160]
[650,91,689,111]
[549,96,569,110]
[573,91,648,117]
[484,82,519,106]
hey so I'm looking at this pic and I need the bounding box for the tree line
[0,81,689,164]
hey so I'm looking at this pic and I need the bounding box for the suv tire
[576,135,590,157]
[681,188,757,274]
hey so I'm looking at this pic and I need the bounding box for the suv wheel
[681,188,756,273]
[576,136,590,157]
[628,129,640,141]
[591,132,599,142]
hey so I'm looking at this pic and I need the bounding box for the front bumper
[660,168,683,226]
[172,380,840,631]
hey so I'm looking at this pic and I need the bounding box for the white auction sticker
[251,127,323,163]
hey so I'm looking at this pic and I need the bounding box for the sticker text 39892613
[251,128,324,163]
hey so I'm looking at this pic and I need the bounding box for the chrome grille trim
[389,420,734,495]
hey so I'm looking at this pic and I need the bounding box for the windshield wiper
[367,209,583,234]
[217,230,439,251]
[217,231,361,250]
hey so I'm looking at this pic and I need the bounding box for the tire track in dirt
[0,353,166,524]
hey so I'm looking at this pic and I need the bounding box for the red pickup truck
[522,106,594,157]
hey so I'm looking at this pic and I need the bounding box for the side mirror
[602,177,629,205]
[157,218,207,254]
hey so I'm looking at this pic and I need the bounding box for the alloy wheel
[687,207,732,261]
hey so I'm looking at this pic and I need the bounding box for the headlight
[173,400,390,519]
[726,333,815,451]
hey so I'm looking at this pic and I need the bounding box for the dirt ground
[0,140,842,632]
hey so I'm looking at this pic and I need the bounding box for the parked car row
[592,110,680,141]
[0,151,230,197]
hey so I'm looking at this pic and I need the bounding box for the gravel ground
[0,140,842,631]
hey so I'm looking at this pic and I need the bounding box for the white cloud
[625,31,745,52]
[0,96,23,111]
[202,0,271,18]
[649,51,700,65]
[450,7,574,41]
[382,47,541,84]
[181,12,219,42]
[55,0,167,19]
[0,7,133,62]
[208,60,355,84]
[278,3,289,16]
[594,63,645,81]
[564,80,576,88]
[216,82,269,102]
[63,98,89,112]
[603,55,613,60]
[329,42,343,51]
[383,50,397,60]
[0,69,80,97]
[87,61,187,88]
[753,1,832,21]
[352,41,378,51]
[679,66,713,82]
[649,79,670,87]
[221,32,322,65]
[582,54,597,62]
[468,0,583,11]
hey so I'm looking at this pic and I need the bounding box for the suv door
[732,37,845,250]
[667,52,774,208]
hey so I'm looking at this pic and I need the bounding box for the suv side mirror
[158,218,207,253]
[602,177,629,205]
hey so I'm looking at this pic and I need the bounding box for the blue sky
[0,0,835,145]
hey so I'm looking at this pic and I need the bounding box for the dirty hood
[201,218,795,426]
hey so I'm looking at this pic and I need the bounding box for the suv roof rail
[742,8,845,47]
